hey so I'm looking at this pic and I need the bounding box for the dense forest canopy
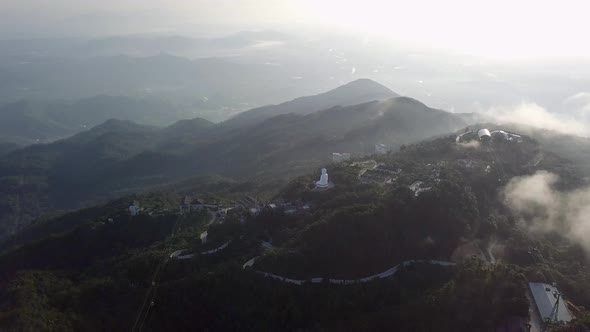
[2,129,590,331]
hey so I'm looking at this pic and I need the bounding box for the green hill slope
[0,82,466,237]
[2,131,589,331]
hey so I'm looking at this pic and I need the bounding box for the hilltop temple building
[332,152,351,163]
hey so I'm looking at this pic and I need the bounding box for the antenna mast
[543,287,562,332]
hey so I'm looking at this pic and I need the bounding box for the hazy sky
[2,0,590,59]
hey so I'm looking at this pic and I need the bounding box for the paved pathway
[169,240,233,260]
[200,240,232,255]
[169,249,186,259]
[247,259,456,285]
[243,256,260,269]
[169,211,226,260]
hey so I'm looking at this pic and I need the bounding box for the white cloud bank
[503,171,590,252]
[564,92,590,123]
[456,140,481,149]
[487,102,590,137]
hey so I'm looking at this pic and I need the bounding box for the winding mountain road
[248,259,456,286]
[169,211,229,260]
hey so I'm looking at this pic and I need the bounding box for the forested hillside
[2,131,589,331]
[0,83,467,238]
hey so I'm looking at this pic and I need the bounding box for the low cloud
[563,92,590,123]
[456,140,481,149]
[503,171,590,252]
[564,92,590,105]
[487,102,589,137]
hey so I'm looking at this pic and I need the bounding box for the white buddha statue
[316,168,329,188]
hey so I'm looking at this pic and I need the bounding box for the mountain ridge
[0,81,464,237]
[223,78,399,128]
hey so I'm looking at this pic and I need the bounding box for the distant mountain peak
[333,78,396,95]
[86,118,152,135]
[224,79,398,128]
[164,117,215,133]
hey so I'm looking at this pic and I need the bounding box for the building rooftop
[408,181,432,196]
[529,282,572,323]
